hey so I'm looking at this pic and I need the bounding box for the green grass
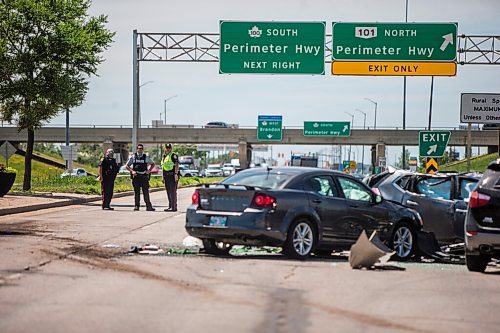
[440,152,499,173]
[1,153,223,194]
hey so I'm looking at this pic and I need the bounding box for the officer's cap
[165,143,172,148]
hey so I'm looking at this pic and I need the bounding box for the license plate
[209,216,227,227]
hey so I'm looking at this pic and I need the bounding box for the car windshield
[222,170,290,189]
[207,166,220,170]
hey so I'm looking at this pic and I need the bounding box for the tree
[395,149,411,169]
[0,0,114,190]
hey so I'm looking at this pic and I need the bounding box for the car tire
[202,238,232,256]
[283,219,316,260]
[185,173,191,177]
[465,253,489,272]
[389,221,417,261]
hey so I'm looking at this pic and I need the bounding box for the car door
[334,175,389,242]
[304,175,348,245]
[403,175,455,243]
[452,176,479,240]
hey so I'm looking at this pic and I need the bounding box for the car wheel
[390,221,416,261]
[465,253,489,272]
[202,238,232,256]
[185,173,192,177]
[283,219,316,259]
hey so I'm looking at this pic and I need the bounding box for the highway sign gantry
[331,22,457,76]
[258,115,283,141]
[219,21,325,74]
[303,121,351,136]
[419,131,451,158]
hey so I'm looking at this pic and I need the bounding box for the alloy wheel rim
[393,226,413,258]
[292,222,313,256]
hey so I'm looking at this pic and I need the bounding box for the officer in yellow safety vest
[161,143,179,211]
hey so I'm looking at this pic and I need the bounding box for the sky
[49,0,500,167]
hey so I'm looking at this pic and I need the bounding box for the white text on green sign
[303,121,351,137]
[220,21,325,74]
[419,131,451,157]
[258,115,283,141]
[332,22,457,61]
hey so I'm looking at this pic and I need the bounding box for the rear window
[222,170,291,189]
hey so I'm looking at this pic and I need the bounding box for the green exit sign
[220,21,325,74]
[419,131,451,157]
[332,22,457,61]
[258,115,282,141]
[303,121,351,136]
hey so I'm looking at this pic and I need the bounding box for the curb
[0,186,196,216]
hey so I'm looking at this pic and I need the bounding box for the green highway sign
[332,22,457,61]
[258,115,282,141]
[220,21,325,74]
[303,121,351,136]
[419,131,451,157]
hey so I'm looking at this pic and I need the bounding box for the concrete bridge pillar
[376,142,386,169]
[239,140,252,169]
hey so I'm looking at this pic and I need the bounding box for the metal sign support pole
[467,123,472,172]
[132,29,139,151]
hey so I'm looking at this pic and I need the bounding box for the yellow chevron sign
[426,158,438,174]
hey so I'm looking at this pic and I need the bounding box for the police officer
[126,143,155,211]
[161,143,179,211]
[98,148,119,210]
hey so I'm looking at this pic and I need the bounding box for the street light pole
[364,98,378,129]
[355,108,367,174]
[138,80,154,128]
[345,111,355,162]
[164,95,178,125]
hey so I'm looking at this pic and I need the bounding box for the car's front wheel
[390,221,417,261]
[202,239,233,256]
[465,253,489,272]
[283,219,316,259]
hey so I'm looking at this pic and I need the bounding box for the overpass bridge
[1,126,498,168]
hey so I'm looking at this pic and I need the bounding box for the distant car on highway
[60,168,88,178]
[222,163,236,176]
[179,164,199,177]
[205,121,229,128]
[201,164,223,177]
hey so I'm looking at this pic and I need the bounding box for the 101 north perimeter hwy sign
[419,131,451,157]
[303,121,351,136]
[460,93,500,124]
[331,22,457,76]
[220,21,325,74]
[258,115,283,141]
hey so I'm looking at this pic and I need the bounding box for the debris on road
[349,231,400,269]
[128,244,164,255]
[182,236,203,248]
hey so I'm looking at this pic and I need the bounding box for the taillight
[251,193,276,208]
[469,190,490,208]
[192,190,199,205]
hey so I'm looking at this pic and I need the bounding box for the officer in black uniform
[161,143,180,211]
[126,144,155,211]
[98,148,119,210]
